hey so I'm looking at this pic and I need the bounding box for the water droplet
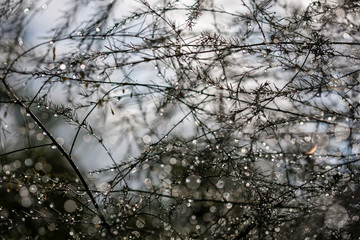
[64,200,77,213]
[36,133,44,141]
[24,158,33,166]
[18,37,23,46]
[223,192,230,200]
[216,180,224,189]
[59,64,66,70]
[21,197,32,207]
[335,123,350,141]
[304,135,311,142]
[142,135,151,144]
[185,175,201,189]
[29,185,38,193]
[169,158,177,164]
[312,133,329,148]
[19,186,29,197]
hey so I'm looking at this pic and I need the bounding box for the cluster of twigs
[1,0,360,239]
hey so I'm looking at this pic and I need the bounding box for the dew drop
[59,64,66,70]
[142,135,151,144]
[226,203,232,209]
[64,200,77,213]
[185,175,201,189]
[216,180,224,189]
[169,158,177,165]
[24,158,33,166]
[29,185,38,193]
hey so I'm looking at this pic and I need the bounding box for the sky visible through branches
[0,0,360,239]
